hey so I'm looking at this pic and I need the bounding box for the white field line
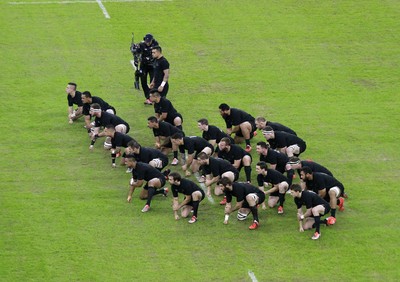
[248,270,258,282]
[9,0,170,4]
[96,0,110,18]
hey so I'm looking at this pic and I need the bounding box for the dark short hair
[197,152,209,160]
[256,141,269,149]
[153,46,162,53]
[197,118,209,125]
[255,116,266,122]
[147,116,158,123]
[217,177,232,187]
[300,166,313,175]
[256,161,268,170]
[68,82,77,89]
[171,132,184,140]
[218,103,230,111]
[291,184,302,192]
[127,140,140,149]
[149,88,160,95]
[82,91,92,98]
[220,137,231,145]
[169,172,181,181]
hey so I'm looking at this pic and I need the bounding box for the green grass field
[1,0,400,281]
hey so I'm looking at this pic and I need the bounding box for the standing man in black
[149,46,170,97]
[218,103,256,152]
[65,82,83,124]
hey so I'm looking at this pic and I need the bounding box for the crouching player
[290,184,331,240]
[168,172,205,224]
[218,177,265,230]
[125,157,168,213]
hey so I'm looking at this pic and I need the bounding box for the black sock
[278,192,285,207]
[244,166,251,182]
[250,206,259,222]
[337,199,340,205]
[173,151,178,159]
[146,187,156,206]
[192,201,199,217]
[286,169,294,186]
[331,208,336,218]
[177,125,183,131]
[245,139,250,146]
[314,216,321,233]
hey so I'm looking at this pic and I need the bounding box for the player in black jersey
[197,152,239,199]
[256,161,290,214]
[149,90,183,130]
[168,172,205,224]
[126,158,168,213]
[149,46,169,97]
[65,82,83,124]
[218,103,256,152]
[262,126,306,157]
[197,118,233,153]
[126,140,169,173]
[103,125,135,168]
[171,133,214,177]
[255,116,297,136]
[217,137,252,183]
[89,103,130,149]
[256,141,294,186]
[81,91,115,129]
[300,167,345,225]
[147,116,183,162]
[290,184,331,240]
[218,177,265,230]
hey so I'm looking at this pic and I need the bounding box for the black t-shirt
[94,112,130,133]
[259,149,289,173]
[204,157,239,178]
[218,144,250,164]
[294,190,329,209]
[83,96,114,116]
[67,91,83,107]
[131,162,165,182]
[154,97,180,124]
[179,136,212,155]
[225,182,264,203]
[257,169,289,186]
[266,121,297,136]
[153,56,169,86]
[171,178,203,197]
[304,172,344,194]
[223,108,255,128]
[202,125,230,143]
[152,121,183,137]
[133,146,168,164]
[111,132,134,149]
[267,131,306,150]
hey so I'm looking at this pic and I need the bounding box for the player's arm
[172,196,180,220]
[230,200,243,213]
[127,179,143,202]
[318,188,327,198]
[75,106,83,115]
[182,153,194,171]
[264,183,279,195]
[230,125,240,134]
[159,112,168,121]
[269,163,277,170]
[297,207,305,232]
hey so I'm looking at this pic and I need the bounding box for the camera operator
[131,33,159,105]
